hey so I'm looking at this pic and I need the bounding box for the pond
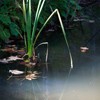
[0,32,100,100]
[0,2,100,100]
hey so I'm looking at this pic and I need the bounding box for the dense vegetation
[0,0,81,41]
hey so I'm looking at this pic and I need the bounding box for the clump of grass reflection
[58,68,72,100]
[31,63,49,100]
[30,63,72,100]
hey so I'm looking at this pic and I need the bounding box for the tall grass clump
[22,0,73,68]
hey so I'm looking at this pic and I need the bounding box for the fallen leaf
[1,48,16,52]
[9,70,24,75]
[80,47,89,53]
[0,58,8,63]
[8,56,23,61]
[25,73,37,80]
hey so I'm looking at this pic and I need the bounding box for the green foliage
[51,0,81,16]
[0,0,20,41]
[9,22,20,36]
[38,0,81,24]
[0,15,11,25]
[0,27,10,41]
[17,0,81,25]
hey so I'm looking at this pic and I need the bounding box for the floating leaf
[80,47,89,53]
[8,56,23,61]
[25,73,37,80]
[0,58,9,63]
[9,70,24,75]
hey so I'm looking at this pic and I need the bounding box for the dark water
[0,38,100,100]
[0,2,100,100]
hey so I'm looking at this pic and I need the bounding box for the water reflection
[0,53,100,100]
[0,39,100,100]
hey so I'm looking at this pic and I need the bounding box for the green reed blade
[33,9,73,68]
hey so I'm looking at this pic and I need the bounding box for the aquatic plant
[19,0,73,68]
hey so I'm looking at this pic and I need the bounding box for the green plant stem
[33,9,73,68]
[22,0,73,68]
[31,0,46,47]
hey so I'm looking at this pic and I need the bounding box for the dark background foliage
[0,0,98,42]
[0,0,21,41]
